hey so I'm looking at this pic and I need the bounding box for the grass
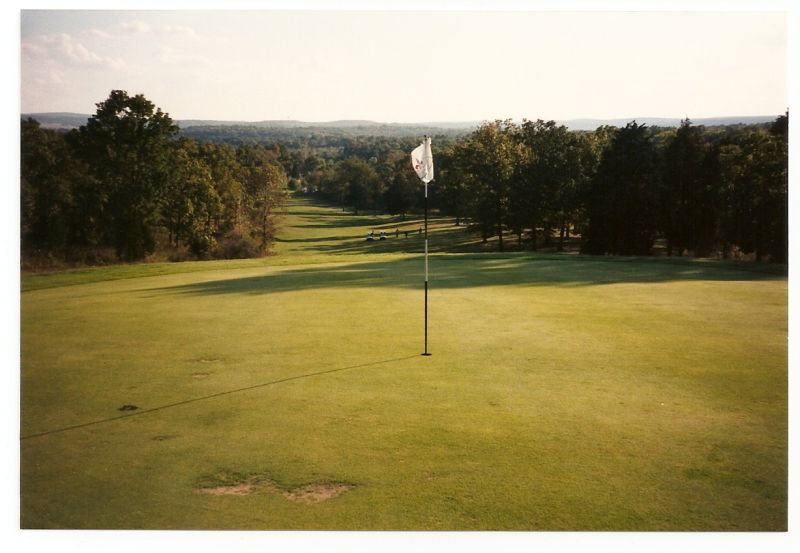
[20,195,787,530]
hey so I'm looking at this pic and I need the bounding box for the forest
[21,90,788,266]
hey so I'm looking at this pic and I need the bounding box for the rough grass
[20,195,787,530]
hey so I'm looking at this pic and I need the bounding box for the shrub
[213,229,264,259]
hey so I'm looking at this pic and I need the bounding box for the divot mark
[194,470,354,503]
[197,483,256,496]
[118,404,138,411]
[282,483,354,504]
[192,372,211,379]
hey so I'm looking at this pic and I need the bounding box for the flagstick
[422,180,431,356]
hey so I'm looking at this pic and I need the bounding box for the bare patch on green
[195,470,354,503]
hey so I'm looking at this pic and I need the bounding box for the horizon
[21,10,787,123]
[20,110,785,125]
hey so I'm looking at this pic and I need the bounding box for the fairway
[20,196,787,530]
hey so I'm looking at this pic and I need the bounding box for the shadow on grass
[153,254,786,298]
[21,355,418,440]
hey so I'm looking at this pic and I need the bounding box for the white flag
[411,136,434,183]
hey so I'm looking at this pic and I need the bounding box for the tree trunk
[262,208,269,247]
[558,216,566,252]
[497,221,504,252]
[530,225,537,251]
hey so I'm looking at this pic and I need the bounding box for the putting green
[20,196,787,530]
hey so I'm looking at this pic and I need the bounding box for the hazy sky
[20,8,788,122]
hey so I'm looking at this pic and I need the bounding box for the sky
[19,6,789,123]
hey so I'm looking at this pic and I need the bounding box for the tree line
[22,89,788,266]
[22,90,288,265]
[304,116,787,262]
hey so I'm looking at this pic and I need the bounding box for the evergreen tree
[661,120,718,256]
[583,122,660,255]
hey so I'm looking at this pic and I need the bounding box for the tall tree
[583,122,660,255]
[238,145,288,250]
[461,120,522,251]
[336,156,381,215]
[718,117,788,262]
[384,156,419,219]
[198,142,246,235]
[21,118,100,256]
[70,90,178,260]
[661,120,719,256]
[433,143,471,226]
[162,139,223,257]
[518,120,589,250]
[21,119,73,253]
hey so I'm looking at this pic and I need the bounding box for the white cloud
[20,40,45,58]
[23,33,126,71]
[87,28,113,40]
[117,21,199,39]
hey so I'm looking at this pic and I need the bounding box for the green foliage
[583,122,660,255]
[20,92,788,265]
[517,119,589,250]
[162,140,223,258]
[661,120,718,256]
[21,90,289,264]
[384,156,419,218]
[238,145,288,248]
[69,90,178,260]
[718,122,788,262]
[339,157,381,214]
[213,229,264,260]
[432,143,470,225]
[423,116,787,261]
[21,119,88,253]
[458,120,524,251]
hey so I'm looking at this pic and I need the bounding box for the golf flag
[411,137,434,183]
[412,136,434,356]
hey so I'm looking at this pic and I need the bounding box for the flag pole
[412,135,433,356]
[422,178,431,356]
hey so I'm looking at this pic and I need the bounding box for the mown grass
[20,195,787,530]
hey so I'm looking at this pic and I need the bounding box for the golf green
[20,196,787,530]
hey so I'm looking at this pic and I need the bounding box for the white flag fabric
[411,137,434,183]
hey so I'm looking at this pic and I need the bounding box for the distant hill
[21,112,93,130]
[21,113,478,138]
[22,113,780,133]
[557,115,780,131]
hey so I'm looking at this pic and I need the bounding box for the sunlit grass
[20,195,787,530]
